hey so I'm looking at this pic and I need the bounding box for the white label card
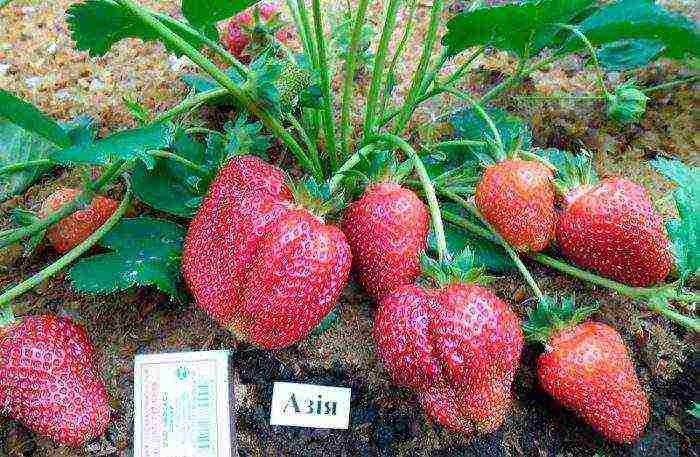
[269,382,351,429]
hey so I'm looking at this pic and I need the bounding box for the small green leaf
[132,130,212,218]
[67,0,213,57]
[597,38,666,71]
[650,158,699,285]
[0,89,71,147]
[224,115,272,160]
[0,121,57,202]
[69,218,186,296]
[442,0,595,57]
[53,123,174,165]
[561,0,700,61]
[182,0,260,34]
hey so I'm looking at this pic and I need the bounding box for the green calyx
[545,148,599,198]
[522,295,597,344]
[0,306,16,329]
[605,80,649,125]
[287,176,344,220]
[224,114,272,161]
[338,148,414,198]
[419,247,488,288]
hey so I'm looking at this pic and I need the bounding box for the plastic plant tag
[269,382,352,429]
[134,350,234,457]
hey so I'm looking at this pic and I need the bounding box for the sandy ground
[1,0,699,456]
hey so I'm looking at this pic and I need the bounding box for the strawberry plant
[0,0,699,448]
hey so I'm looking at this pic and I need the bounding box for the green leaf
[650,158,700,285]
[69,218,186,296]
[182,0,260,34]
[0,89,71,147]
[429,209,514,273]
[561,0,700,61]
[132,130,212,218]
[0,121,57,201]
[67,0,212,57]
[597,38,665,71]
[224,115,272,160]
[53,123,174,165]
[442,0,595,57]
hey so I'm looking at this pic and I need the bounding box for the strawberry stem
[553,23,609,98]
[441,190,545,302]
[149,150,211,177]
[375,133,448,261]
[0,159,54,176]
[327,145,375,194]
[0,181,132,308]
[153,88,228,124]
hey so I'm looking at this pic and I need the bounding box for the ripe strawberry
[0,313,110,446]
[556,178,671,286]
[342,182,429,301]
[475,158,555,252]
[259,2,279,20]
[525,298,649,443]
[223,22,251,59]
[39,188,118,253]
[374,271,523,433]
[182,156,351,349]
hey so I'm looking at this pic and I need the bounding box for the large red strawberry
[182,156,351,349]
[0,313,110,446]
[524,297,649,443]
[475,158,555,252]
[556,177,671,286]
[342,182,429,301]
[39,188,118,253]
[374,258,523,433]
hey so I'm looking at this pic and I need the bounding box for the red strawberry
[525,298,649,443]
[556,178,671,286]
[39,188,118,253]
[259,2,279,20]
[374,280,523,433]
[475,159,555,252]
[223,21,251,59]
[182,156,351,349]
[342,182,429,301]
[0,314,110,446]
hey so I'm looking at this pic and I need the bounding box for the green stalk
[481,54,557,104]
[327,145,374,194]
[296,0,319,68]
[392,0,443,135]
[417,49,449,101]
[154,88,228,123]
[117,0,318,179]
[0,159,54,176]
[311,0,339,172]
[439,84,504,154]
[643,76,700,93]
[433,139,487,149]
[378,0,419,116]
[286,113,322,176]
[148,150,210,177]
[441,46,485,87]
[362,0,401,140]
[441,190,544,301]
[375,133,448,261]
[0,183,132,308]
[0,160,129,249]
[339,0,371,157]
[285,0,312,59]
[554,23,608,97]
[647,300,700,333]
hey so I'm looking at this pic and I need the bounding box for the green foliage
[132,130,214,218]
[123,96,152,124]
[53,123,174,165]
[10,209,45,257]
[420,248,487,287]
[605,80,649,124]
[432,205,514,273]
[67,0,212,56]
[543,148,598,193]
[182,0,260,37]
[562,0,700,61]
[450,106,532,164]
[597,39,665,71]
[0,89,71,147]
[69,218,186,296]
[244,54,283,115]
[224,115,272,160]
[0,121,56,201]
[522,294,597,343]
[650,158,700,286]
[442,0,594,57]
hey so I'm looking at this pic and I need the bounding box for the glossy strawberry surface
[342,182,429,301]
[40,188,118,253]
[0,315,110,446]
[556,178,671,286]
[182,156,351,349]
[475,159,555,252]
[374,283,523,433]
[537,321,649,443]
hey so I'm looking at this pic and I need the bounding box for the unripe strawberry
[223,22,251,59]
[39,188,118,253]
